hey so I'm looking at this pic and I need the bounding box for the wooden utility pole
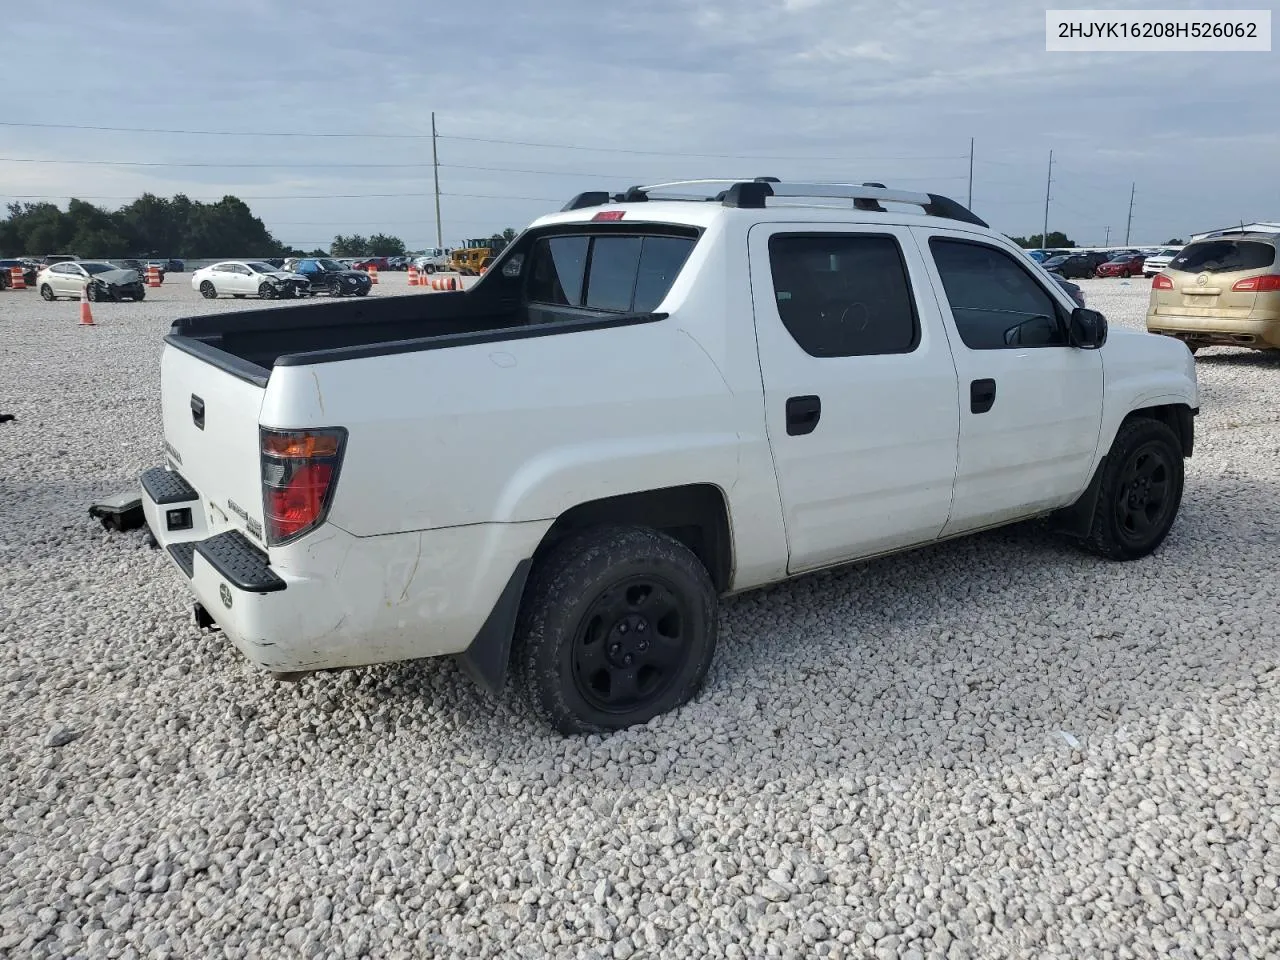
[1124,182,1135,245]
[1041,150,1053,247]
[967,138,974,209]
[432,112,443,249]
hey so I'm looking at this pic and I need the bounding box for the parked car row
[0,253,185,293]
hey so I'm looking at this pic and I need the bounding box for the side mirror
[1069,307,1108,349]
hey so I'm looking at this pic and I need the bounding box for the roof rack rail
[559,179,988,228]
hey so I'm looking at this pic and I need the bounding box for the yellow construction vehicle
[449,237,509,276]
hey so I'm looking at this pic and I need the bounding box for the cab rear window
[526,231,697,313]
[1170,240,1275,274]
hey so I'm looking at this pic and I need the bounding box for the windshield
[82,262,120,275]
[246,262,277,273]
[1170,240,1275,274]
[317,258,346,271]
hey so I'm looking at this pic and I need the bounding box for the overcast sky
[2,0,1275,250]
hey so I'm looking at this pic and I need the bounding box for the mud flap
[1048,456,1107,538]
[454,558,532,697]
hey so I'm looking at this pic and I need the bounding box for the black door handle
[970,378,996,414]
[190,394,205,430]
[785,395,821,436]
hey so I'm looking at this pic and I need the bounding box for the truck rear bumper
[140,466,551,674]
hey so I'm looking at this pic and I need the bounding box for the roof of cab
[527,179,993,235]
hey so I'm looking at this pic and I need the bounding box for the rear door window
[1170,240,1275,274]
[526,232,696,313]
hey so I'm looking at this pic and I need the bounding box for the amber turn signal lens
[261,431,342,459]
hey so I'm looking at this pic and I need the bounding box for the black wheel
[134,289,145,301]
[200,281,217,299]
[1081,418,1184,561]
[355,286,369,297]
[513,525,718,735]
[258,282,277,300]
[424,265,435,274]
[40,284,56,301]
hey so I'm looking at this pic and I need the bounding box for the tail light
[1152,274,1173,289]
[1232,275,1280,292]
[260,427,347,545]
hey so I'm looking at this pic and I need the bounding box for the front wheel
[258,282,277,300]
[1080,417,1184,561]
[40,284,55,301]
[200,281,217,299]
[513,525,719,735]
[355,286,369,297]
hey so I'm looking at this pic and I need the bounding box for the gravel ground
[2,275,1279,959]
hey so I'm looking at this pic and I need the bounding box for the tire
[424,265,435,274]
[329,281,343,297]
[513,525,718,735]
[40,284,55,301]
[200,281,217,299]
[1080,417,1184,561]
[134,290,145,302]
[87,284,100,302]
[258,282,277,300]
[355,286,369,297]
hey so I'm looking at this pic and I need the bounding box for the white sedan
[190,261,310,300]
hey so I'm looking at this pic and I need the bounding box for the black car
[1041,253,1096,279]
[119,258,165,282]
[0,259,37,289]
[283,257,373,297]
[1051,275,1086,307]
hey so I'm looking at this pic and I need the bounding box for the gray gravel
[2,274,1279,959]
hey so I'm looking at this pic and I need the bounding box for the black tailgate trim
[164,334,271,388]
[141,466,198,505]
[195,531,286,593]
[168,542,196,578]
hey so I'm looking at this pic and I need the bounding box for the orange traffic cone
[407,265,419,287]
[10,266,26,290]
[368,264,379,284]
[79,285,95,325]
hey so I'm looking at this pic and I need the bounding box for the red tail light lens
[261,427,346,545]
[1232,274,1280,292]
[1152,274,1173,289]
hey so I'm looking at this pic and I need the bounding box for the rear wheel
[200,281,217,299]
[40,284,55,301]
[1080,417,1184,561]
[514,525,719,735]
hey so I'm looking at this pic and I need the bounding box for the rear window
[526,232,696,313]
[1170,240,1275,274]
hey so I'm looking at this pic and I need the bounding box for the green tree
[502,227,517,241]
[1165,237,1184,245]
[367,233,406,257]
[1009,231,1074,249]
[331,234,369,257]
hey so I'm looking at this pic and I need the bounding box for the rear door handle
[785,395,822,436]
[970,378,996,414]
[190,394,205,430]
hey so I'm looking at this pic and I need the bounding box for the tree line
[0,194,411,260]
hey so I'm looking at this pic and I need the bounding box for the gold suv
[1146,233,1280,352]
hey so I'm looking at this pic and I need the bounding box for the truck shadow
[326,465,1279,789]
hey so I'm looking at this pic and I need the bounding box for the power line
[1,190,562,202]
[0,119,968,163]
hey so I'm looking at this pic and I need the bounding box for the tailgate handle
[190,394,205,430]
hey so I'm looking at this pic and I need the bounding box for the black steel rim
[571,575,690,713]
[1115,440,1174,543]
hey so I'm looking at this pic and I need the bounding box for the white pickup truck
[141,179,1199,734]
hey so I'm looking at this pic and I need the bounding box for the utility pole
[1124,182,1135,245]
[1104,226,1111,246]
[431,112,443,249]
[967,137,974,209]
[1041,149,1053,248]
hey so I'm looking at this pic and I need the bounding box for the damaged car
[37,260,147,301]
[191,261,311,300]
